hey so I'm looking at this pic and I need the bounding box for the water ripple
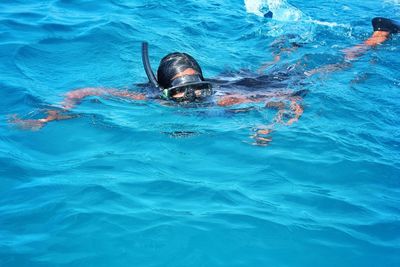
[1,1,400,266]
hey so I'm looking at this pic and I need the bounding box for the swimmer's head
[157,53,213,102]
[141,42,213,102]
[157,52,203,88]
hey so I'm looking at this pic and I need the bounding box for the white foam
[244,0,350,29]
[244,0,264,17]
[307,19,349,28]
[244,0,303,21]
[384,0,400,4]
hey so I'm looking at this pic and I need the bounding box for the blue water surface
[1,0,400,266]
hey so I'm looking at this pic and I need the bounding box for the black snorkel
[141,42,160,89]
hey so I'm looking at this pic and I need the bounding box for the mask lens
[167,83,213,102]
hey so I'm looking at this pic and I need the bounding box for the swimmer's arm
[217,94,266,107]
[218,94,303,146]
[216,94,272,145]
[265,96,304,125]
[62,87,146,109]
[11,87,146,130]
[217,90,301,109]
[251,96,303,145]
[285,97,304,125]
[10,110,76,131]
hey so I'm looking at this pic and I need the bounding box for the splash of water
[244,0,264,17]
[244,0,349,29]
[244,0,303,21]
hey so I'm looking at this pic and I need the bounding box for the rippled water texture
[1,0,400,266]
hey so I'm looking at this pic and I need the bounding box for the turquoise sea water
[1,0,400,266]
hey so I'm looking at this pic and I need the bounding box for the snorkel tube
[141,42,160,89]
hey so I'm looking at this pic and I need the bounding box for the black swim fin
[372,17,400,34]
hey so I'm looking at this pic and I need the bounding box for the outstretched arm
[62,87,145,109]
[11,87,146,130]
[10,110,76,131]
[217,94,262,107]
[217,91,291,107]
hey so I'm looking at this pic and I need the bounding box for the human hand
[9,110,74,130]
[251,128,273,146]
[9,114,45,131]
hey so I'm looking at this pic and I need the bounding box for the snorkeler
[12,17,400,145]
[12,44,304,145]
